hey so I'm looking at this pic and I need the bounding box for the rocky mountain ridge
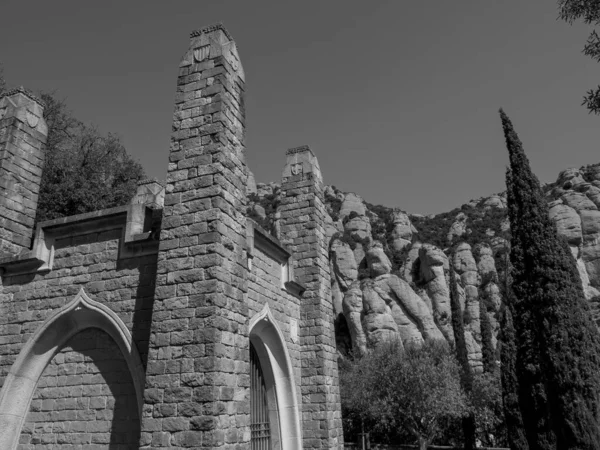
[247,162,600,370]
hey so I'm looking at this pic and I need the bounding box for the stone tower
[141,24,251,448]
[279,146,344,449]
[0,88,47,255]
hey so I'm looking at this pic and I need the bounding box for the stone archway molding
[0,287,145,450]
[249,304,302,450]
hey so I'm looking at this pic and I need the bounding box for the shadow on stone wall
[119,251,158,370]
[20,328,141,448]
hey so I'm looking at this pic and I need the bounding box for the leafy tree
[40,92,82,161]
[500,109,600,449]
[36,93,145,222]
[343,339,468,450]
[558,0,600,113]
[471,370,508,448]
[0,68,143,221]
[339,354,381,444]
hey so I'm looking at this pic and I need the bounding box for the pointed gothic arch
[249,304,302,450]
[0,288,145,450]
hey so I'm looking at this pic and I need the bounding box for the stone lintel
[247,219,290,263]
[284,280,306,298]
[0,204,159,276]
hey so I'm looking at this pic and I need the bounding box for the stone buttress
[141,24,250,448]
[279,146,344,449]
[0,88,47,256]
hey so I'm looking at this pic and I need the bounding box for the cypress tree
[449,265,476,450]
[500,304,529,450]
[500,109,600,449]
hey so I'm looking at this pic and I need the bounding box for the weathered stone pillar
[0,88,47,256]
[142,24,249,449]
[279,146,344,449]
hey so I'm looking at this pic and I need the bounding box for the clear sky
[1,1,599,214]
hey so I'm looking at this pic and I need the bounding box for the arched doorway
[251,341,272,450]
[0,288,145,450]
[249,304,302,450]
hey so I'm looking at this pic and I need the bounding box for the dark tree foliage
[36,93,145,222]
[343,210,361,226]
[0,63,6,95]
[479,294,496,374]
[343,340,468,450]
[558,0,600,113]
[325,191,343,222]
[410,203,507,250]
[247,192,280,234]
[1,76,142,220]
[411,210,457,248]
[339,352,414,445]
[501,109,600,449]
[560,0,600,24]
[40,92,82,160]
[449,266,476,450]
[500,305,529,450]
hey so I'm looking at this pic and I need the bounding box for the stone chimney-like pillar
[142,24,249,449]
[0,88,47,256]
[279,146,344,449]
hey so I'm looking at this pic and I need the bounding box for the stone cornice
[190,22,233,41]
[286,145,313,155]
[0,86,46,108]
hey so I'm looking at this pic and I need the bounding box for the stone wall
[247,222,303,414]
[18,328,140,449]
[0,204,158,449]
[0,212,158,387]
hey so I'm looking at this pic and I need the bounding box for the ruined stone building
[0,24,343,449]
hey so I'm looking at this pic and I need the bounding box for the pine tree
[500,304,529,450]
[450,265,476,450]
[500,109,600,449]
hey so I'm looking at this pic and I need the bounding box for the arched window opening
[251,341,272,450]
[0,288,145,450]
[249,304,302,450]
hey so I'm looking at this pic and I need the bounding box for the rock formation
[417,244,454,343]
[248,162,600,370]
[391,209,415,251]
[360,243,445,348]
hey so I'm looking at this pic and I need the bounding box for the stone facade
[0,24,343,450]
